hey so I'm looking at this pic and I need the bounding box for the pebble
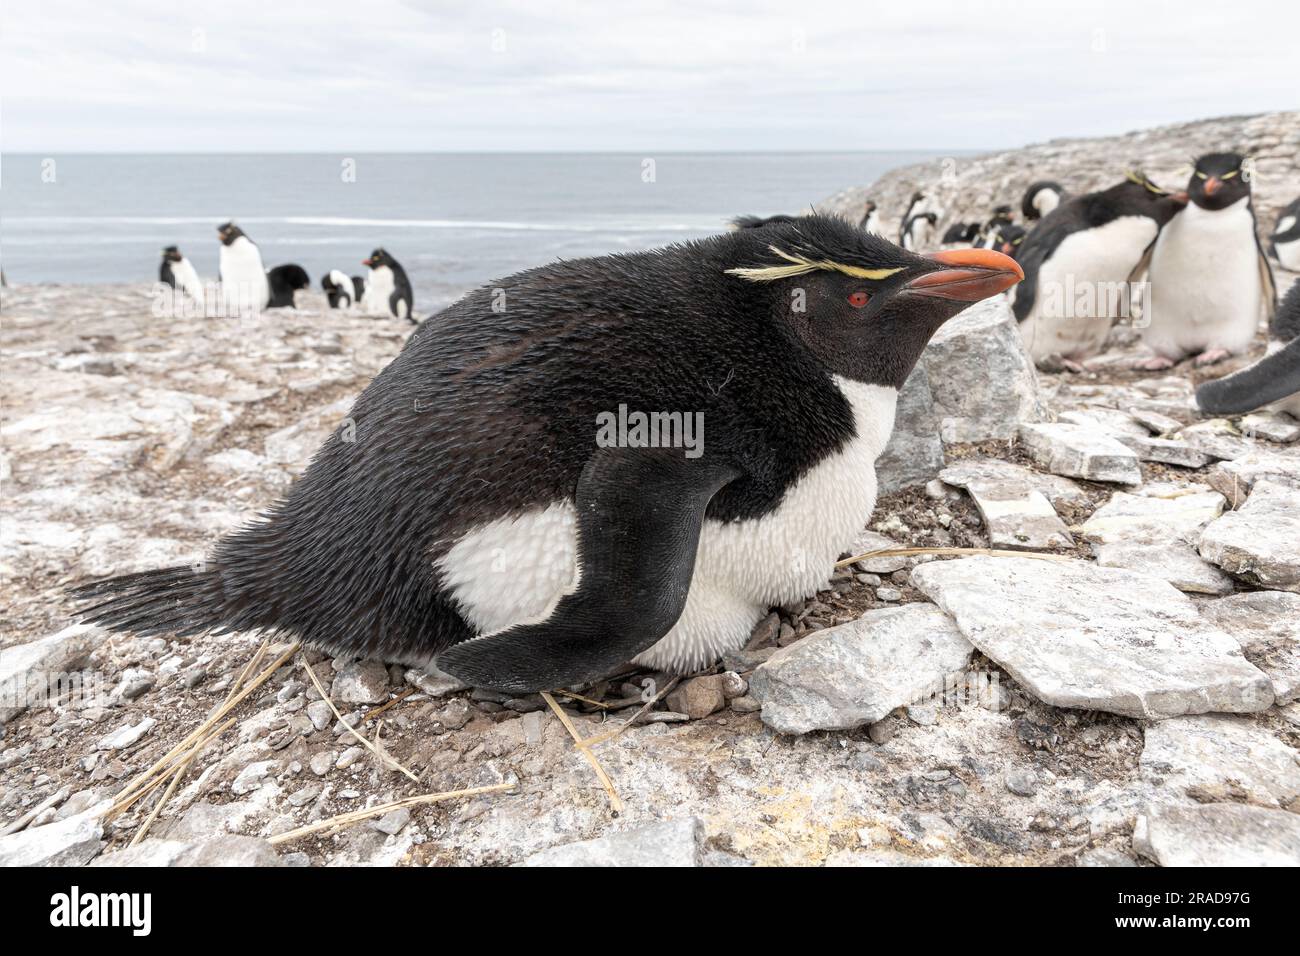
[371,807,411,835]
[309,752,335,776]
[876,586,902,602]
[1005,769,1039,796]
[336,746,365,770]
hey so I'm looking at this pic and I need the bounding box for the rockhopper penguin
[360,248,415,323]
[267,264,311,309]
[1196,280,1300,420]
[1270,197,1300,271]
[323,269,358,308]
[1021,181,1066,221]
[1136,152,1276,370]
[1014,171,1187,369]
[73,215,1022,693]
[159,246,205,309]
[217,222,270,313]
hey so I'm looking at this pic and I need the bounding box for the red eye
[848,291,870,308]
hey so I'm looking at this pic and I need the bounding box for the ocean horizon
[1,151,954,312]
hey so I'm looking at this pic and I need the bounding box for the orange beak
[1204,177,1223,196]
[906,248,1024,302]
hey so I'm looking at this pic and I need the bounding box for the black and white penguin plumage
[858,200,880,235]
[940,223,980,248]
[267,264,311,309]
[1021,181,1067,221]
[976,206,1015,249]
[1138,152,1277,369]
[1014,172,1187,368]
[731,214,799,230]
[322,269,357,309]
[898,191,928,243]
[900,211,937,252]
[360,248,415,323]
[995,224,1028,259]
[1197,280,1300,419]
[73,216,1022,693]
[217,222,270,313]
[159,246,205,308]
[1270,197,1300,271]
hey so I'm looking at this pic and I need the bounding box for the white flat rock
[910,556,1273,718]
[1196,591,1300,703]
[1199,480,1300,592]
[1139,714,1300,807]
[749,604,974,734]
[1018,422,1142,485]
[514,818,703,867]
[1134,803,1300,866]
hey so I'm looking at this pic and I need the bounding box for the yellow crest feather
[726,244,904,283]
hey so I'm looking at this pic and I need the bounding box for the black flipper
[436,447,739,693]
[1195,336,1300,415]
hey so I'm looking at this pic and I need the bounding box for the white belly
[1034,190,1061,217]
[219,238,269,312]
[1143,198,1264,359]
[172,257,205,309]
[863,212,880,235]
[328,269,354,308]
[362,266,396,317]
[1019,215,1158,362]
[1276,226,1300,271]
[435,377,897,673]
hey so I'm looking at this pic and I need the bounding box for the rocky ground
[3,112,1300,867]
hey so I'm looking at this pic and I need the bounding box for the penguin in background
[323,269,358,309]
[1136,152,1276,370]
[1197,280,1300,420]
[73,216,1022,693]
[360,248,415,323]
[976,206,1016,249]
[901,211,937,252]
[858,200,881,235]
[267,264,311,309]
[159,246,205,309]
[217,222,270,313]
[1022,181,1067,221]
[1270,197,1300,271]
[1014,171,1187,371]
[996,223,1028,259]
[940,222,980,248]
[898,191,930,243]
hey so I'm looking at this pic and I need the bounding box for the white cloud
[2,0,1295,151]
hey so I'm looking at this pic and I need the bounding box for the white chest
[1019,215,1158,361]
[1034,190,1061,217]
[328,270,354,307]
[219,238,269,310]
[435,376,897,673]
[362,266,396,316]
[1275,216,1300,271]
[172,257,205,306]
[863,211,880,235]
[1144,198,1263,356]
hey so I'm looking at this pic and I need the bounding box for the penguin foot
[1133,355,1176,371]
[1193,348,1232,368]
[1037,353,1088,374]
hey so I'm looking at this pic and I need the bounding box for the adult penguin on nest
[74,215,1021,693]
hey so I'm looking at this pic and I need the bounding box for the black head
[1106,171,1189,225]
[161,245,182,262]
[217,222,245,246]
[996,223,1027,257]
[1188,152,1250,211]
[363,248,396,268]
[723,214,1022,389]
[863,200,877,213]
[988,205,1014,227]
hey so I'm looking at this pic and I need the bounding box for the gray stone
[1134,803,1300,866]
[910,556,1273,718]
[0,806,104,866]
[1005,769,1039,797]
[170,835,283,867]
[1140,714,1300,808]
[371,808,411,835]
[953,478,1072,551]
[97,716,156,750]
[514,818,704,867]
[1199,481,1300,592]
[1076,848,1138,867]
[306,699,333,731]
[1197,591,1300,703]
[1177,418,1253,462]
[1115,433,1214,469]
[331,660,390,705]
[1206,446,1300,505]
[749,604,973,735]
[0,624,98,721]
[1059,407,1150,438]
[844,529,906,573]
[1128,407,1184,435]
[231,760,279,795]
[1240,411,1300,443]
[1018,422,1143,485]
[89,838,193,867]
[309,751,335,776]
[666,675,725,720]
[875,364,946,494]
[404,666,466,699]
[1092,541,1234,595]
[921,296,1047,443]
[938,457,1090,510]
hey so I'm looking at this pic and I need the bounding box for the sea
[1,152,943,313]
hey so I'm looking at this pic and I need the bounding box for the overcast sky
[3,0,1295,153]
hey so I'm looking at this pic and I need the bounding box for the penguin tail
[69,565,231,638]
[1195,337,1300,416]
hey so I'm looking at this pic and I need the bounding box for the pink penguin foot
[1193,348,1232,367]
[1132,355,1176,371]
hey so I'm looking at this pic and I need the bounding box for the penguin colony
[78,216,1022,692]
[159,223,415,322]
